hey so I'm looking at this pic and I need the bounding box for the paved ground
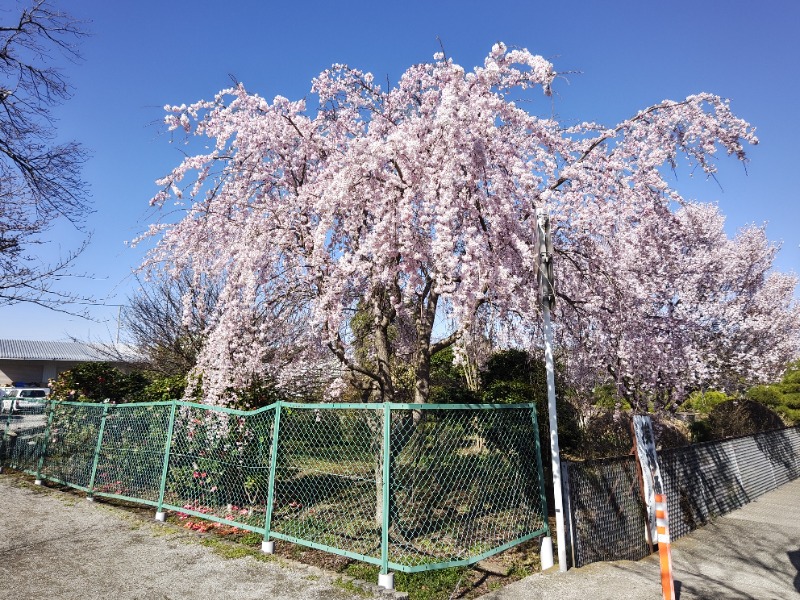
[0,476,386,600]
[2,470,798,599]
[481,477,800,599]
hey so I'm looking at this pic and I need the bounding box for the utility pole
[537,213,567,572]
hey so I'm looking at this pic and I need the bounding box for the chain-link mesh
[389,406,547,568]
[1,398,49,472]
[564,425,800,568]
[40,402,105,488]
[162,404,275,531]
[1,399,548,573]
[271,406,383,559]
[564,456,650,567]
[93,403,173,503]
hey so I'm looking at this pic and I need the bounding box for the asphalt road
[483,476,800,599]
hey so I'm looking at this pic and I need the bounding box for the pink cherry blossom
[139,44,796,408]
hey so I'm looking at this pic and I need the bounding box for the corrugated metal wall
[563,425,800,568]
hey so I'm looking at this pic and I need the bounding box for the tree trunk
[371,290,394,526]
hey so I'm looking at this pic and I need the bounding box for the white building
[0,340,140,387]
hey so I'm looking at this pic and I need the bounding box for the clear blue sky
[4,0,798,341]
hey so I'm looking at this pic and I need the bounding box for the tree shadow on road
[788,549,800,592]
[671,517,797,599]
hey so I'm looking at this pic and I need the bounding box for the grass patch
[197,537,276,563]
[341,563,378,583]
[342,563,468,600]
[28,484,48,494]
[507,561,533,579]
[251,552,276,564]
[397,568,469,600]
[150,526,181,537]
[238,532,263,546]
[333,577,373,598]
[200,538,251,559]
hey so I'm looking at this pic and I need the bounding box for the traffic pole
[655,493,676,600]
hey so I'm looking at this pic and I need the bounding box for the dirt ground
[0,474,396,600]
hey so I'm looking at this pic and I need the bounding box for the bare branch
[0,1,91,311]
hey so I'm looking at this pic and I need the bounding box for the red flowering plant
[164,407,269,529]
[176,502,244,535]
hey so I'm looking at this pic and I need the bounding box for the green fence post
[0,395,14,474]
[261,402,282,554]
[34,399,57,484]
[531,404,553,568]
[378,402,394,590]
[155,400,178,522]
[87,403,110,500]
[2,399,11,430]
[531,405,550,535]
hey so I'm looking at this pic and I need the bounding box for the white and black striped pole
[537,213,567,572]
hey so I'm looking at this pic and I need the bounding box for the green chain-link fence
[1,399,549,576]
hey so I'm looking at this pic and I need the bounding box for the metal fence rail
[563,425,800,568]
[1,399,549,576]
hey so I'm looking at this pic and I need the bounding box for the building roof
[0,340,141,363]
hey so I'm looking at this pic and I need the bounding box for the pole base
[155,511,166,522]
[86,496,95,502]
[261,540,274,554]
[378,572,394,590]
[540,536,554,570]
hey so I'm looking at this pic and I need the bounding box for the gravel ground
[0,475,390,600]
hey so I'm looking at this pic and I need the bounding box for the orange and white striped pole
[654,493,675,600]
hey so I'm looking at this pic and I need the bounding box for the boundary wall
[562,425,800,567]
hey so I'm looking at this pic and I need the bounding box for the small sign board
[632,414,660,542]
[631,414,675,600]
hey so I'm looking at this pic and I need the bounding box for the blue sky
[3,0,798,341]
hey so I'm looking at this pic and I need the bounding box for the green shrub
[776,406,800,423]
[783,394,800,410]
[746,385,782,407]
[744,360,800,424]
[680,390,730,414]
[590,384,632,410]
[143,374,187,402]
[428,346,479,404]
[480,350,582,455]
[706,399,784,439]
[51,362,150,403]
